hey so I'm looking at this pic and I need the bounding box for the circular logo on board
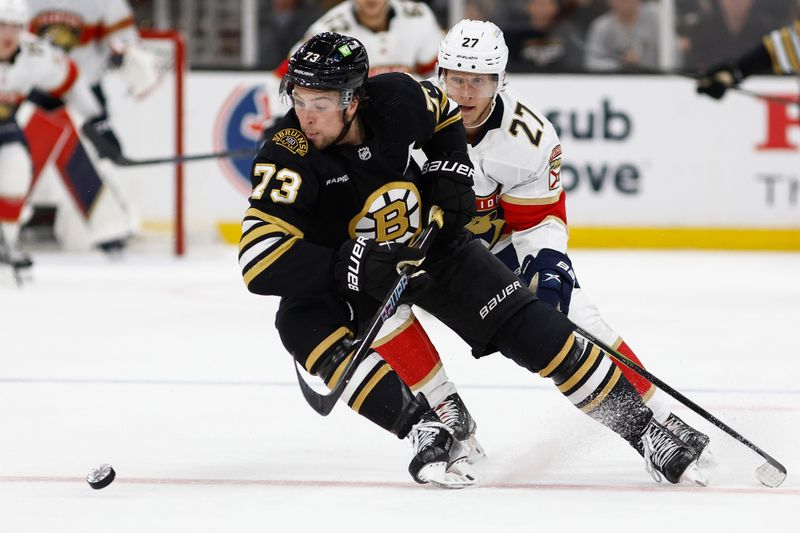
[214,84,275,196]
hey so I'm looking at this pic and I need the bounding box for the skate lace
[663,415,699,443]
[409,420,450,454]
[434,400,460,431]
[642,424,683,483]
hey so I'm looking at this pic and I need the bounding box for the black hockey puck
[86,464,116,489]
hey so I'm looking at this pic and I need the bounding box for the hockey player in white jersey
[21,0,158,253]
[430,19,713,481]
[262,0,445,125]
[0,0,120,277]
[277,0,443,78]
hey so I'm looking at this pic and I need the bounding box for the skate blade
[465,434,486,464]
[680,461,708,487]
[418,461,477,489]
[447,455,480,485]
[697,447,715,468]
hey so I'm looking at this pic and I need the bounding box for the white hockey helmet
[437,19,508,78]
[0,0,28,26]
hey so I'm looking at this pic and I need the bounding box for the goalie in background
[697,18,800,100]
[21,0,160,254]
[0,0,128,274]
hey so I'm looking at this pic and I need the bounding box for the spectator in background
[504,0,583,72]
[462,0,514,27]
[561,0,607,36]
[257,0,321,69]
[682,0,777,72]
[584,0,661,72]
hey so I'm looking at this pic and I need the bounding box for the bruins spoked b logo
[349,183,422,243]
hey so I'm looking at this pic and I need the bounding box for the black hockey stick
[574,325,787,488]
[293,206,444,416]
[111,147,259,167]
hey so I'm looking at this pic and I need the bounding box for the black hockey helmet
[280,32,370,108]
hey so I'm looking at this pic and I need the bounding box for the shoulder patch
[548,144,562,190]
[272,128,309,157]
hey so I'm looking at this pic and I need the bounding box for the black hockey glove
[520,249,577,315]
[334,236,432,303]
[696,63,742,100]
[420,152,477,230]
[81,115,122,161]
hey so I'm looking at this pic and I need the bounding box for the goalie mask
[0,0,28,26]
[280,32,370,110]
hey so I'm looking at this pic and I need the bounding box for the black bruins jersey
[239,73,464,297]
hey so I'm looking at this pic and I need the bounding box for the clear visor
[279,77,352,111]
[441,72,499,101]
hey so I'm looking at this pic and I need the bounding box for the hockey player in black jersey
[239,32,704,488]
[697,19,800,99]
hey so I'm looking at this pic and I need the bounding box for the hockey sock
[371,306,452,405]
[299,327,423,436]
[540,333,653,447]
[613,340,670,422]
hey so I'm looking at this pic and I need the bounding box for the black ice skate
[0,239,33,286]
[434,393,486,464]
[663,413,711,459]
[407,410,476,489]
[641,418,704,485]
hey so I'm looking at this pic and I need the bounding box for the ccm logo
[422,160,474,178]
[479,281,523,319]
[347,236,368,291]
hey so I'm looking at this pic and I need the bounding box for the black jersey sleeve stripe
[244,207,304,237]
[434,111,463,133]
[242,235,300,286]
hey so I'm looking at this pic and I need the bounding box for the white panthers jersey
[301,0,442,76]
[763,19,800,75]
[0,32,100,121]
[463,87,568,262]
[27,0,139,86]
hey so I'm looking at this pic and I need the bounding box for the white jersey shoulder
[0,32,72,97]
[27,0,138,85]
[303,0,441,76]
[469,88,563,201]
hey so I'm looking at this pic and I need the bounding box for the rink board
[101,72,800,248]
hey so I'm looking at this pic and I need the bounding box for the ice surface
[1,246,798,532]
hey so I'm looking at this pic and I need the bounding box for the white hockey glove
[119,45,161,99]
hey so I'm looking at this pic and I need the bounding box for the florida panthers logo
[29,12,84,51]
[349,183,422,243]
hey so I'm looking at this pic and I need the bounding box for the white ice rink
[1,245,798,532]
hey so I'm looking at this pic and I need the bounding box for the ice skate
[407,411,476,489]
[433,393,486,464]
[641,418,705,485]
[663,413,713,465]
[0,233,33,286]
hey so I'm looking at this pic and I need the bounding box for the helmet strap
[332,108,357,146]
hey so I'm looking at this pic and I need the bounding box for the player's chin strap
[331,110,356,146]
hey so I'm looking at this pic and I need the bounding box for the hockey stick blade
[574,326,787,487]
[112,147,258,167]
[293,206,444,416]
